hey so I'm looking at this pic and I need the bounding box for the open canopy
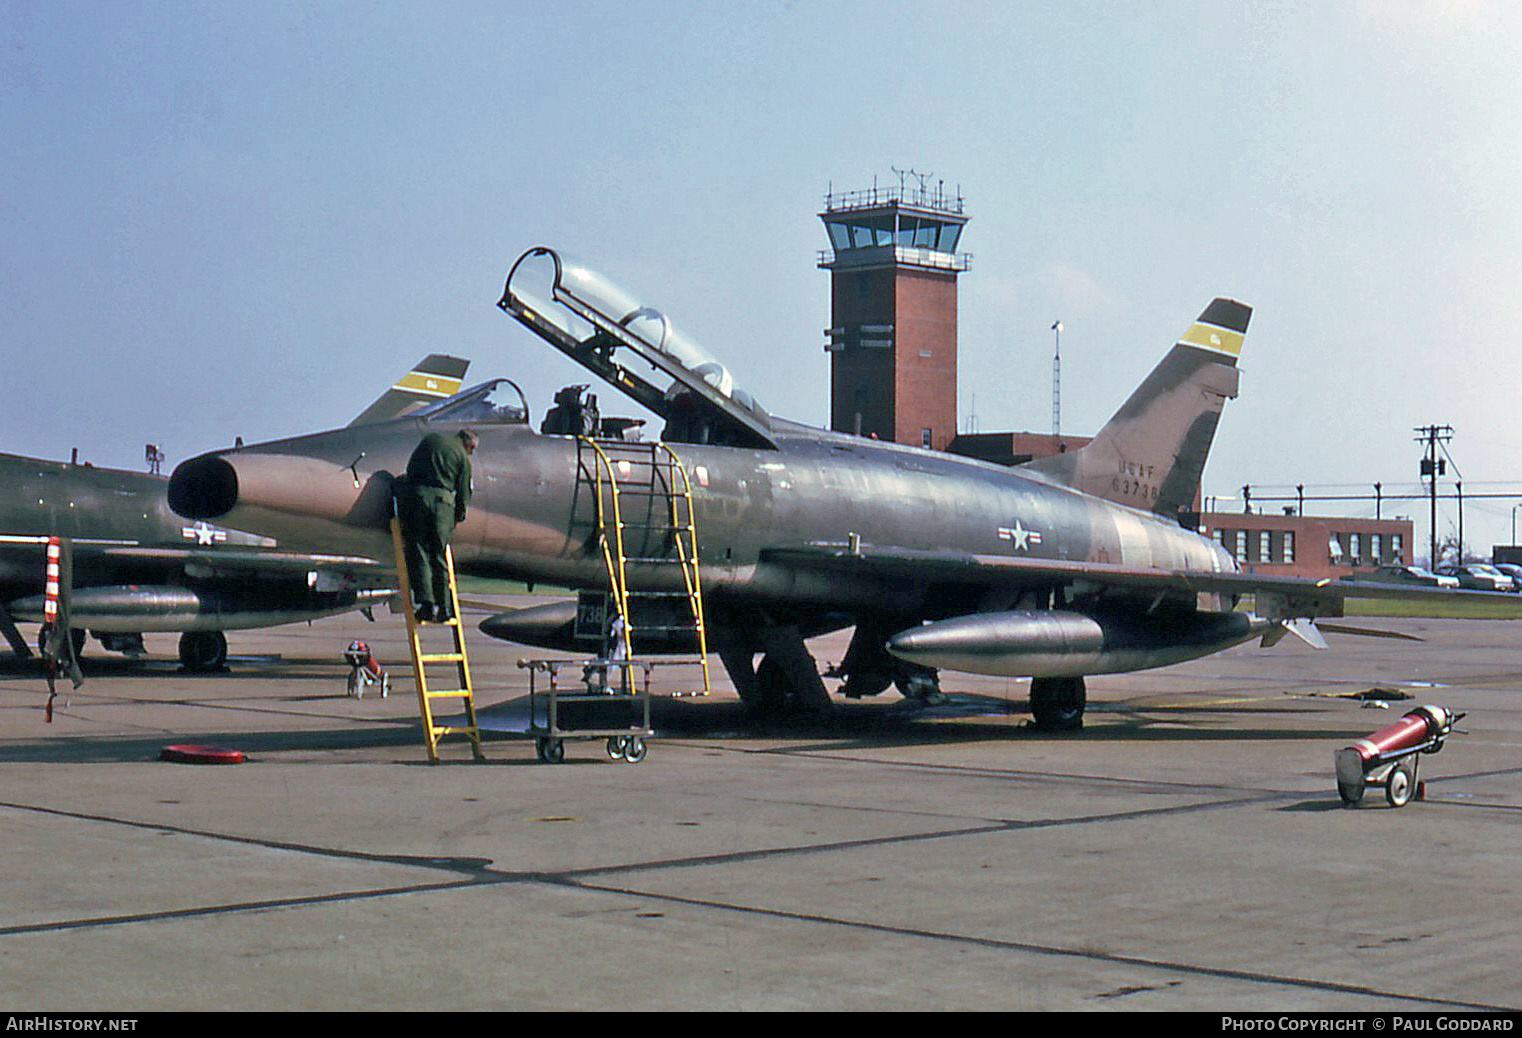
[499,246,776,449]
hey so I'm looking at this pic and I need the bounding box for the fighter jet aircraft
[167,247,1499,727]
[0,354,468,670]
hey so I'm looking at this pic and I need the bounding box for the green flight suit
[396,432,473,610]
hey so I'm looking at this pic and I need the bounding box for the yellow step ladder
[579,439,710,696]
[389,516,485,763]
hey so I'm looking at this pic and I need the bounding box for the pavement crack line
[0,878,484,938]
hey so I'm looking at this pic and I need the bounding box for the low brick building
[1199,512,1413,581]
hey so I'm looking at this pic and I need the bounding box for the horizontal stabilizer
[1284,618,1328,650]
[1259,618,1326,649]
[1317,622,1424,642]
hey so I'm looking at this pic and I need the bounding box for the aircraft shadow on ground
[0,686,1381,764]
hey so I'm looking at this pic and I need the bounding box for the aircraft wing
[760,542,1522,618]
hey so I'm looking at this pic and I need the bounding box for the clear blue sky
[5,1,1521,558]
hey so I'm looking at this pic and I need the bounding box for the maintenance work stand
[517,437,712,764]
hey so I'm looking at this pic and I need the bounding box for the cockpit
[498,247,777,450]
[415,378,530,425]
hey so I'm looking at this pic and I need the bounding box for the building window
[1349,532,1362,565]
[1392,533,1403,563]
[1371,533,1383,563]
[1234,531,1247,564]
[1282,531,1295,564]
[921,428,933,448]
[1259,530,1271,563]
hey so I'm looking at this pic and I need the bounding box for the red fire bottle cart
[1335,704,1464,807]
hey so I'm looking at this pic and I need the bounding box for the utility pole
[1415,424,1454,567]
[1458,481,1464,563]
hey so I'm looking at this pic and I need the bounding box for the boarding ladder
[577,438,711,695]
[389,516,485,763]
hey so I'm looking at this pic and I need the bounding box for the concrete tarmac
[1,599,1519,1011]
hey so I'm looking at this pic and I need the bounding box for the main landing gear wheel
[535,737,565,764]
[178,630,228,672]
[1385,758,1417,808]
[1030,676,1086,732]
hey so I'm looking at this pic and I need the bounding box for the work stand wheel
[1385,758,1417,808]
[535,737,565,764]
[605,735,648,763]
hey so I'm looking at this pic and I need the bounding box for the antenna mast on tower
[1051,321,1063,450]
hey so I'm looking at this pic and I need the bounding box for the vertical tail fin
[1023,298,1250,519]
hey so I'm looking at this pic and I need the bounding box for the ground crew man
[395,428,478,623]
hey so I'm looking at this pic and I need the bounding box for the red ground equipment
[1335,704,1464,807]
[344,640,389,698]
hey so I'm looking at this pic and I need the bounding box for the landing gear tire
[178,631,228,672]
[1385,758,1417,808]
[751,655,793,715]
[1030,676,1086,732]
[893,663,943,705]
[536,737,564,764]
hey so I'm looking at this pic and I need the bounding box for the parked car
[1437,563,1518,592]
[1344,565,1460,588]
[1492,563,1522,588]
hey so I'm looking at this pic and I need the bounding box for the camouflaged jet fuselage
[168,248,1272,727]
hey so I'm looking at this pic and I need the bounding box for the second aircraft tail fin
[1023,298,1250,519]
[348,354,470,425]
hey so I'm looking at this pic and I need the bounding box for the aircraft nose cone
[168,455,240,520]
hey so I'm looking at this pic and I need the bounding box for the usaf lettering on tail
[167,247,1512,729]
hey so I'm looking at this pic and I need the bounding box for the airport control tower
[819,173,970,450]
